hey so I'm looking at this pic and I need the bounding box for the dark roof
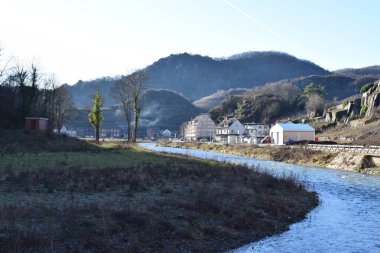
[217,118,238,128]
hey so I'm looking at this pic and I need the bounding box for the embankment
[157,141,380,176]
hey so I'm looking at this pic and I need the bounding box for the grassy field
[0,134,318,252]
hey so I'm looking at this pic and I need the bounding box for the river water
[139,143,380,253]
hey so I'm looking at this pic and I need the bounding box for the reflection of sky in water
[139,143,380,253]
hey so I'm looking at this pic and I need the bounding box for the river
[139,143,380,253]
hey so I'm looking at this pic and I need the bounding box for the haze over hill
[67,89,204,132]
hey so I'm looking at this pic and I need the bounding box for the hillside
[193,88,248,110]
[146,51,329,100]
[335,65,380,78]
[199,73,378,119]
[266,74,378,101]
[67,89,204,132]
[67,51,329,107]
[140,89,205,130]
[65,77,118,108]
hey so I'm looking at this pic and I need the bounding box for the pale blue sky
[1,0,379,84]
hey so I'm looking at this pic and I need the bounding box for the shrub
[360,83,374,94]
[360,105,368,115]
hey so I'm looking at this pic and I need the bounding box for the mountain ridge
[66,51,329,107]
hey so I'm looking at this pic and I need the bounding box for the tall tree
[111,79,133,142]
[303,83,325,97]
[88,91,103,142]
[51,85,74,132]
[125,70,149,142]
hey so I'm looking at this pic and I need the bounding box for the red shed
[25,117,48,132]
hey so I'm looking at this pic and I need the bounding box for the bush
[360,83,374,94]
[360,105,368,115]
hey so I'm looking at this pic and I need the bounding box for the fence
[294,144,380,155]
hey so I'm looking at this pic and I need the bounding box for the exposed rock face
[363,80,380,118]
[325,80,380,123]
[325,97,361,123]
[327,153,380,176]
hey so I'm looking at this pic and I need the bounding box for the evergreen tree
[88,91,103,142]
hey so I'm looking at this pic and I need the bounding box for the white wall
[283,131,315,143]
[270,131,283,144]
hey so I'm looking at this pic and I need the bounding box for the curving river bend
[139,143,380,253]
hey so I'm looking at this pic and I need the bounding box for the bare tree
[111,79,133,142]
[52,85,74,133]
[306,94,325,117]
[0,48,13,86]
[124,70,149,142]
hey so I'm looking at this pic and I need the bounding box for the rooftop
[273,123,315,132]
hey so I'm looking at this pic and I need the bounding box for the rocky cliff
[362,80,380,118]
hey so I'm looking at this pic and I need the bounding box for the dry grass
[318,120,380,145]
[158,141,337,167]
[0,138,318,252]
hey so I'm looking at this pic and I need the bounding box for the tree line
[0,48,73,131]
[88,70,149,142]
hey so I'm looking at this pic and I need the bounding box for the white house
[215,118,245,143]
[161,129,172,138]
[270,123,315,145]
[54,126,77,137]
[183,114,216,141]
[243,122,270,144]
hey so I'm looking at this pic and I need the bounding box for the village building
[215,118,245,143]
[243,122,270,144]
[100,129,121,138]
[25,117,48,132]
[161,129,172,138]
[270,123,315,145]
[54,126,77,137]
[183,114,216,141]
[147,127,161,139]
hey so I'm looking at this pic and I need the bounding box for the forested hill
[145,51,329,100]
[67,51,329,107]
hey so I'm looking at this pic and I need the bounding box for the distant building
[73,123,124,138]
[161,129,172,138]
[270,123,315,145]
[243,122,271,144]
[25,117,48,132]
[147,127,161,139]
[100,122,123,138]
[54,126,77,137]
[183,114,216,141]
[215,118,245,143]
[75,127,95,138]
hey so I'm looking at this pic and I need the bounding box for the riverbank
[0,134,318,252]
[156,140,380,176]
